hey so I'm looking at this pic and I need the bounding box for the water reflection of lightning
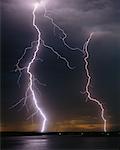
[83,33,107,132]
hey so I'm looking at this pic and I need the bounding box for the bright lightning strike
[26,3,47,132]
[12,0,75,132]
[83,33,107,132]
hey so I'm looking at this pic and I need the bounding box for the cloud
[3,0,120,36]
[47,0,120,37]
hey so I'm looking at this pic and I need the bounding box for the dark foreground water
[1,135,120,150]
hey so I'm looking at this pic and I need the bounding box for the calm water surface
[1,135,120,150]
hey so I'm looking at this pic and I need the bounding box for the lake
[1,135,120,150]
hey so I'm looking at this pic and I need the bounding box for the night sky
[1,0,120,132]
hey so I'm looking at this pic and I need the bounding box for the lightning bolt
[44,2,108,132]
[83,32,107,132]
[26,3,47,132]
[15,41,37,87]
[12,1,76,132]
[42,2,83,53]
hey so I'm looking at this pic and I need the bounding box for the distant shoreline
[1,131,120,137]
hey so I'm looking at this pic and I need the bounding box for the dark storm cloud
[2,0,120,35]
[51,0,120,35]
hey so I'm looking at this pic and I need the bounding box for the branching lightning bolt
[42,2,83,53]
[83,33,107,132]
[11,1,76,132]
[15,41,37,86]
